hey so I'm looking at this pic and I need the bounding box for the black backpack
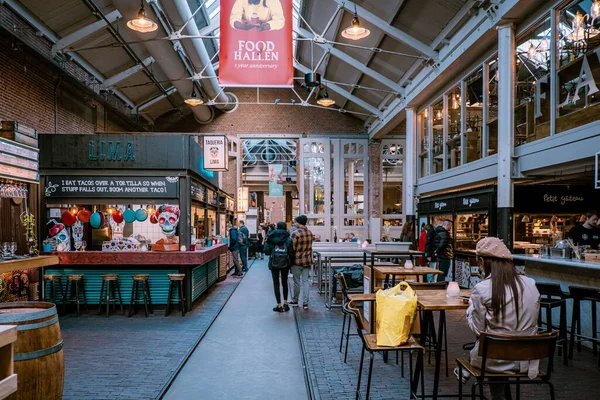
[271,243,289,269]
[238,230,247,246]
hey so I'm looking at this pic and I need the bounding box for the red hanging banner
[219,0,293,87]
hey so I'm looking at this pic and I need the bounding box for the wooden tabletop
[374,266,443,276]
[0,255,59,274]
[415,289,472,310]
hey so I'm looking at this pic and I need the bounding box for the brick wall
[0,29,129,134]
[167,88,366,134]
[221,156,238,197]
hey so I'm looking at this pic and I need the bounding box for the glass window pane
[432,100,443,174]
[465,67,484,162]
[447,87,461,169]
[516,17,551,145]
[344,159,364,214]
[419,110,429,177]
[487,59,499,155]
[303,157,325,214]
[556,1,600,134]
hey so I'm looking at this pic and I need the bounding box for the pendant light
[353,168,360,176]
[527,43,536,59]
[127,1,158,33]
[184,89,204,106]
[341,2,370,41]
[394,188,401,207]
[521,215,530,223]
[317,86,335,107]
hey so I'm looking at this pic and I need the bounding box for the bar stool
[166,274,186,317]
[536,282,569,366]
[569,285,600,366]
[98,274,125,317]
[129,274,153,317]
[43,274,64,306]
[64,274,89,317]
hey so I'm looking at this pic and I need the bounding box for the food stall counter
[44,244,228,310]
[0,256,59,274]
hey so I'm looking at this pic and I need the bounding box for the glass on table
[1,242,8,257]
[9,242,17,257]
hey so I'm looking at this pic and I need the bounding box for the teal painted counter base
[191,259,219,302]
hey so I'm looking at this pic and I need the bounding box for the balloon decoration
[61,211,77,227]
[135,208,148,222]
[77,209,91,223]
[111,209,124,224]
[89,212,104,229]
[123,209,136,223]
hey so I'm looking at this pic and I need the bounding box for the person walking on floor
[256,224,265,260]
[228,222,243,277]
[432,220,453,281]
[264,221,295,312]
[418,223,432,265]
[424,219,441,281]
[238,220,250,271]
[290,215,313,309]
[400,220,416,250]
[458,237,540,400]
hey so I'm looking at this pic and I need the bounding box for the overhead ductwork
[112,0,215,124]
[160,0,238,113]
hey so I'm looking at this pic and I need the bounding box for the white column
[497,22,515,244]
[403,108,417,220]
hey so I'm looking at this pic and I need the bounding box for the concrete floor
[164,259,309,400]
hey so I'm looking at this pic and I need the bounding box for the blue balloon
[123,209,136,223]
[135,208,148,222]
[90,212,102,229]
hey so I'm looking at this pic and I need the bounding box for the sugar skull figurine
[46,219,71,251]
[210,147,219,158]
[154,205,180,237]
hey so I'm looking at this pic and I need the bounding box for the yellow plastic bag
[376,281,418,346]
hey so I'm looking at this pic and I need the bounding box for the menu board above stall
[44,176,179,198]
[515,185,600,213]
[0,138,39,183]
[207,189,219,207]
[191,181,206,203]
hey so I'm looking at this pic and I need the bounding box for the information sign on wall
[202,136,229,171]
[237,187,249,212]
[44,176,179,198]
[0,138,39,183]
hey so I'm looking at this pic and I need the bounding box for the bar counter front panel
[45,245,227,307]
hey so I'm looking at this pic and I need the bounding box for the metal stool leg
[98,280,105,316]
[340,312,347,352]
[142,281,149,317]
[145,280,153,314]
[61,280,68,315]
[366,352,374,400]
[166,281,174,316]
[81,281,89,313]
[129,281,137,318]
[116,280,125,316]
[569,299,578,359]
[179,280,185,316]
[74,280,81,317]
[592,301,598,356]
[106,281,112,317]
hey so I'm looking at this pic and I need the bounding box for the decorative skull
[210,147,219,158]
[155,205,180,237]
[46,219,71,251]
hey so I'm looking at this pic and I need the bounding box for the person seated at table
[457,237,540,400]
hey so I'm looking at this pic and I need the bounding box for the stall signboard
[0,138,39,183]
[515,185,600,213]
[455,192,492,211]
[191,181,206,203]
[237,187,249,212]
[44,176,179,199]
[202,136,228,171]
[207,189,219,207]
[268,164,284,197]
[418,198,454,214]
[219,0,293,87]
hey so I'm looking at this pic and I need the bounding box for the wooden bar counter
[44,244,228,310]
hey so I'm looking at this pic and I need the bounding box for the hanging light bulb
[423,108,429,118]
[435,109,443,120]
[127,1,158,33]
[341,2,370,40]
[317,88,335,107]
[539,37,549,52]
[494,68,499,82]
[184,88,204,106]
[527,43,536,58]
[452,94,459,110]
[354,168,360,176]
[521,215,530,223]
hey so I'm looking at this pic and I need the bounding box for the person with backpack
[264,221,294,312]
[238,220,250,272]
[228,222,243,277]
[290,215,314,309]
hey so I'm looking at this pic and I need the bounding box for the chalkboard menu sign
[191,181,206,203]
[44,176,179,198]
[207,189,218,206]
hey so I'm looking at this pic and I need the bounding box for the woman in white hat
[458,237,540,400]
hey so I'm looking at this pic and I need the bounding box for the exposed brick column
[368,141,382,240]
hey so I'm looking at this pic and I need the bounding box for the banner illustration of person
[220,0,293,87]
[268,164,284,196]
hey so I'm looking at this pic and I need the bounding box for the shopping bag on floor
[375,281,418,346]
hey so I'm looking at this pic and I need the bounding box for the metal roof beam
[52,9,120,55]
[199,18,219,36]
[332,0,437,60]
[137,87,178,111]
[101,57,155,89]
[297,27,403,95]
[430,0,478,50]
[294,60,382,117]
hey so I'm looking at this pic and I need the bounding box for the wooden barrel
[0,302,64,400]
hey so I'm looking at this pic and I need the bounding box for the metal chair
[535,282,569,366]
[456,331,558,400]
[347,301,425,400]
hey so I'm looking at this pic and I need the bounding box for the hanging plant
[20,211,39,256]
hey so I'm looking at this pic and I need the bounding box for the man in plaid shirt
[290,215,313,309]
